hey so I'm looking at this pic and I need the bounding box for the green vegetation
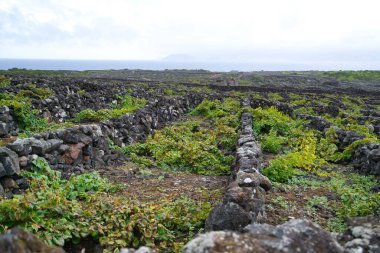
[260,129,285,154]
[77,89,86,95]
[1,70,379,251]
[321,70,380,81]
[0,90,49,134]
[0,158,214,252]
[123,120,234,175]
[307,196,329,211]
[189,98,240,120]
[263,133,328,182]
[0,75,10,87]
[252,106,378,182]
[267,92,283,101]
[286,172,380,232]
[0,85,67,135]
[250,107,327,182]
[250,106,300,136]
[122,98,240,175]
[271,196,292,209]
[256,103,380,232]
[73,95,146,123]
[317,127,378,162]
[20,84,54,99]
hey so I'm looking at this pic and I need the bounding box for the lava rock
[0,162,6,178]
[0,227,66,253]
[7,138,33,156]
[0,147,20,176]
[19,156,28,167]
[184,219,344,253]
[0,177,19,189]
[339,216,380,253]
[205,202,252,232]
[120,247,155,253]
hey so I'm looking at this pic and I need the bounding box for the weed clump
[123,120,234,175]
[73,95,146,123]
[0,92,49,134]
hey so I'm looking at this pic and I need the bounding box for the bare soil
[265,187,338,229]
[100,162,229,204]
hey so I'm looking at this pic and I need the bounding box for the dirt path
[100,162,229,204]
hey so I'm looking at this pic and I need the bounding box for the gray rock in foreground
[0,227,66,253]
[120,247,155,253]
[339,216,380,253]
[184,219,344,253]
[205,202,252,231]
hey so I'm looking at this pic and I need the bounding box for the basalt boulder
[0,227,66,253]
[184,219,344,253]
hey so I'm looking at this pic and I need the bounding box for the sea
[0,58,378,71]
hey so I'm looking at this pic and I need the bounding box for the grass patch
[73,95,146,123]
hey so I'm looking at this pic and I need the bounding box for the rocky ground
[101,164,228,203]
[0,70,379,253]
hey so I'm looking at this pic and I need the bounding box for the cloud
[0,0,380,68]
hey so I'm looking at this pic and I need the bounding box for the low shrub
[0,158,214,252]
[73,95,146,123]
[261,129,284,154]
[22,84,54,99]
[251,106,298,136]
[0,92,48,134]
[263,134,328,182]
[123,120,234,175]
[190,98,240,120]
[0,75,10,87]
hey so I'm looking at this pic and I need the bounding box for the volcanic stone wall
[249,97,380,176]
[0,106,19,138]
[205,98,272,231]
[2,77,166,126]
[0,93,205,198]
[352,143,380,176]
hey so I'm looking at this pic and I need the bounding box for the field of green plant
[0,97,242,252]
[0,70,379,252]
[244,91,380,232]
[0,81,146,137]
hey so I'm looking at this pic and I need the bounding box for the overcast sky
[1,0,380,68]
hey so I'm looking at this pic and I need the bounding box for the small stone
[30,138,50,155]
[19,156,28,167]
[0,177,19,189]
[16,178,29,190]
[120,246,154,253]
[369,148,380,162]
[344,238,370,248]
[244,178,253,184]
[0,123,9,137]
[57,144,69,154]
[236,171,259,187]
[67,143,85,162]
[0,147,20,176]
[6,138,32,156]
